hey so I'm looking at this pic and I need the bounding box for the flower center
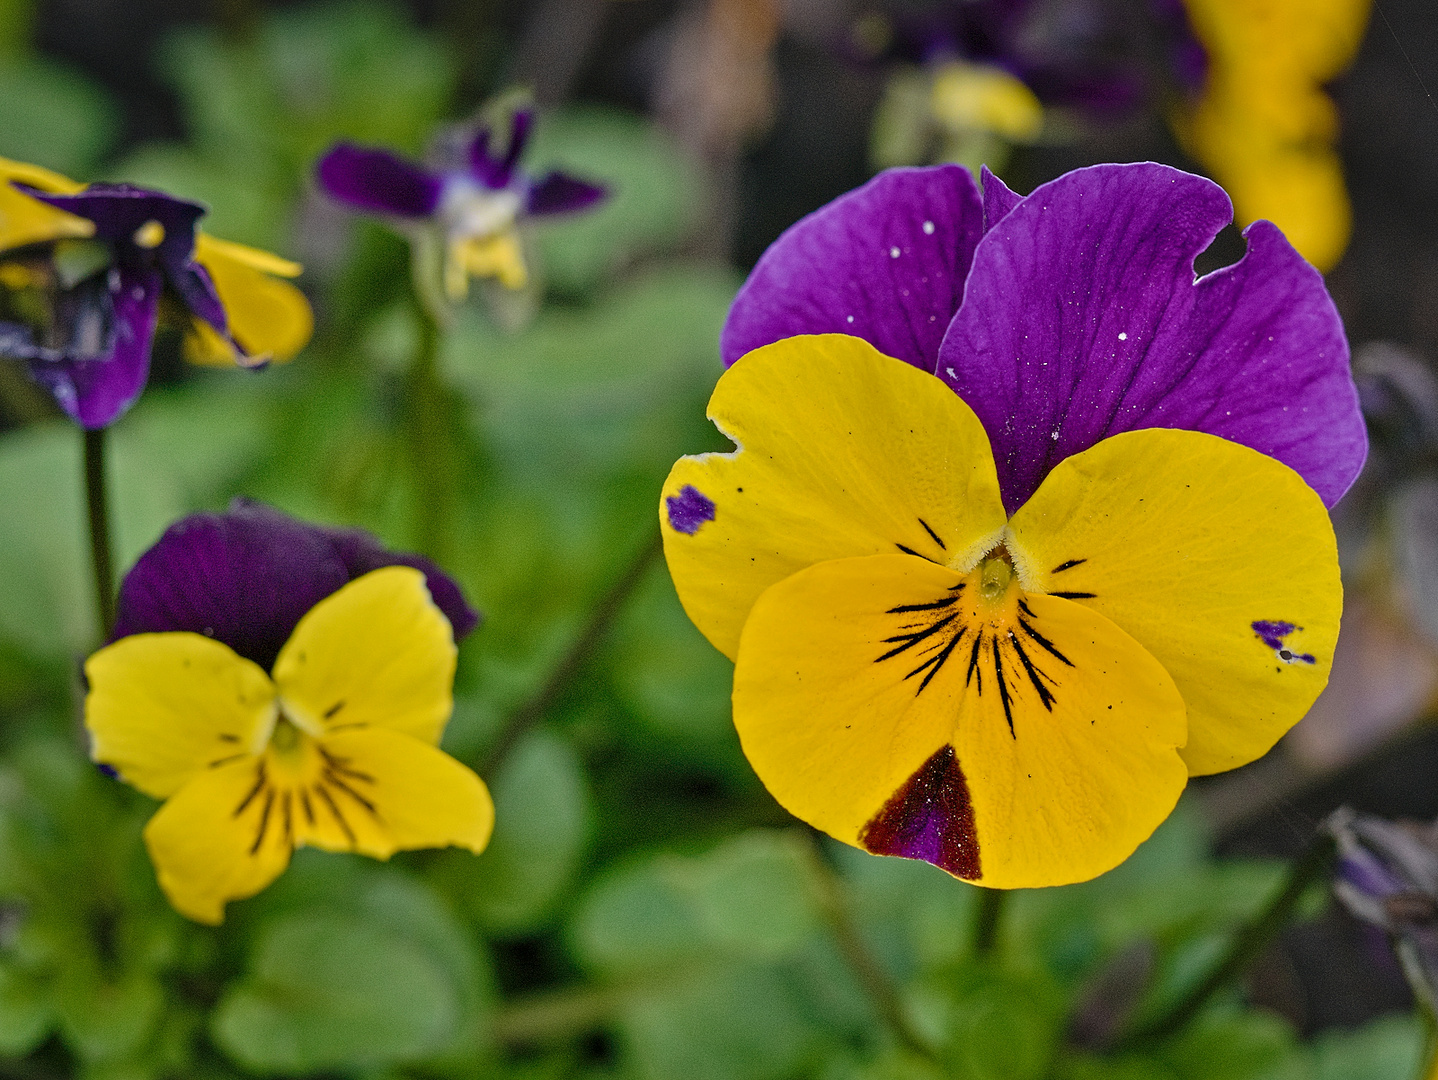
[132,219,165,249]
[978,550,1015,603]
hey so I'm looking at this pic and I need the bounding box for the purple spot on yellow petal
[859,744,980,879]
[96,763,118,780]
[1251,620,1316,664]
[666,485,716,535]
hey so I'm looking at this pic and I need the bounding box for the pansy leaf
[211,911,458,1074]
[722,166,983,371]
[939,162,1366,512]
[0,964,51,1057]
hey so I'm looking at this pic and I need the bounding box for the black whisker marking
[896,543,923,558]
[1018,598,1035,618]
[315,784,356,845]
[208,753,247,769]
[966,633,985,692]
[918,518,947,550]
[325,770,380,817]
[250,789,275,855]
[1051,591,1097,600]
[218,733,241,744]
[233,763,267,817]
[300,789,315,825]
[1018,619,1074,667]
[282,791,294,849]
[947,582,966,591]
[1008,632,1056,711]
[877,613,958,661]
[1052,559,1087,574]
[915,627,967,694]
[323,700,347,719]
[887,596,960,614]
[992,637,1016,738]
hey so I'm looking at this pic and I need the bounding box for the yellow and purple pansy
[662,163,1366,889]
[0,158,313,429]
[84,500,491,924]
[315,109,606,301]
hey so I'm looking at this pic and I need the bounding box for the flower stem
[405,296,455,562]
[477,529,662,778]
[1116,832,1336,1051]
[972,886,1006,957]
[802,831,941,1066]
[83,426,115,639]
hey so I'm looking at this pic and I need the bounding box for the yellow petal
[733,554,1188,889]
[187,232,312,366]
[0,156,92,252]
[84,633,277,799]
[143,758,295,924]
[930,60,1043,142]
[292,727,493,859]
[1006,428,1341,777]
[661,334,1008,660]
[272,567,457,745]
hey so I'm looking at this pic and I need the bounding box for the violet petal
[27,266,161,429]
[979,165,1023,233]
[938,163,1367,512]
[24,183,204,265]
[169,259,227,335]
[526,172,607,217]
[721,165,984,370]
[112,500,481,670]
[315,144,443,219]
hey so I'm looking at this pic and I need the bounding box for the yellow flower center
[132,219,166,249]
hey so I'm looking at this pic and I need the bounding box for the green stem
[972,887,1006,957]
[803,832,942,1065]
[83,426,115,639]
[477,530,662,778]
[1116,833,1336,1051]
[492,983,624,1046]
[405,298,453,562]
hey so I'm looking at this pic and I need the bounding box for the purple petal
[467,110,535,190]
[720,165,984,370]
[112,500,480,671]
[315,144,443,219]
[169,260,227,335]
[27,267,161,429]
[526,172,607,217]
[319,524,479,641]
[23,183,204,265]
[937,163,1367,512]
[980,165,1023,233]
[859,744,980,879]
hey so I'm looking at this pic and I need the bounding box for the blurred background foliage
[1,0,1438,1077]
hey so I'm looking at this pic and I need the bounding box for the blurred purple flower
[315,109,606,301]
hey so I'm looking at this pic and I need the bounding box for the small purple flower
[111,498,479,673]
[0,184,277,429]
[1326,807,1438,1014]
[861,0,1204,115]
[315,109,606,302]
[722,162,1367,513]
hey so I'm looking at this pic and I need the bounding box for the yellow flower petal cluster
[85,568,494,923]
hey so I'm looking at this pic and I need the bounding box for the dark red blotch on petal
[859,743,981,879]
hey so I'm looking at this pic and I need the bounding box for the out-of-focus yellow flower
[1178,0,1373,272]
[930,61,1044,144]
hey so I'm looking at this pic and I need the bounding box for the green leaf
[572,831,819,974]
[1157,1011,1308,1080]
[435,729,591,937]
[1309,1014,1423,1080]
[0,962,51,1056]
[53,967,164,1064]
[525,108,703,297]
[211,912,459,1074]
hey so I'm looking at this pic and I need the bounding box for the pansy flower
[315,108,606,302]
[84,500,490,924]
[1177,0,1372,272]
[861,0,1203,168]
[0,158,313,429]
[662,162,1364,888]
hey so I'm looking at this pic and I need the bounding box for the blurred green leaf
[0,375,274,657]
[0,961,50,1056]
[212,911,459,1073]
[526,108,704,298]
[1157,1011,1307,1080]
[1309,1013,1423,1080]
[0,56,117,175]
[54,968,163,1064]
[435,728,591,937]
[910,964,1064,1080]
